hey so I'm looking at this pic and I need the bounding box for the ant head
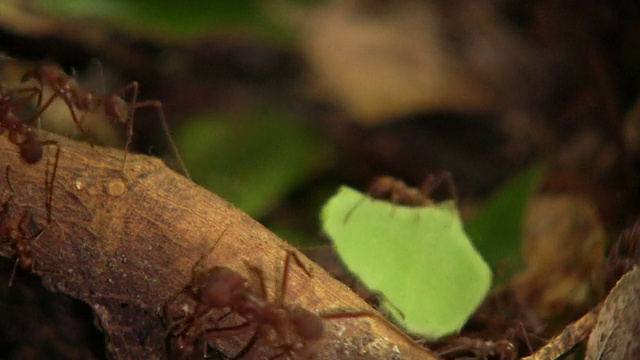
[194,267,247,307]
[3,113,21,130]
[291,308,324,341]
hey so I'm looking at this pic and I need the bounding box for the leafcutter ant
[165,244,381,359]
[0,166,54,286]
[344,171,457,223]
[21,63,191,179]
[0,85,60,223]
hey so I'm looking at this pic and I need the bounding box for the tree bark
[0,131,438,360]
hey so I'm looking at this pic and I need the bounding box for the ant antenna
[190,222,233,276]
[279,251,311,306]
[120,83,192,180]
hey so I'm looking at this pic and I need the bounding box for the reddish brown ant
[165,244,379,359]
[22,63,191,179]
[435,337,518,360]
[0,85,60,223]
[0,166,53,287]
[344,171,457,223]
[369,171,456,207]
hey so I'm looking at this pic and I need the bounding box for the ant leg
[7,210,32,287]
[30,90,93,145]
[41,140,60,225]
[8,257,21,288]
[245,263,269,301]
[109,81,191,179]
[4,165,15,197]
[128,100,191,180]
[421,171,457,203]
[279,251,311,306]
[203,321,253,341]
[6,86,42,117]
[229,331,259,360]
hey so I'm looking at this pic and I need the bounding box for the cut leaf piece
[321,186,492,339]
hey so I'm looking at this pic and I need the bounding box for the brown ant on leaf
[368,171,456,207]
[21,63,191,179]
[164,231,380,359]
[344,171,457,223]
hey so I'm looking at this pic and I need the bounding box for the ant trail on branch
[22,63,191,179]
[343,171,456,223]
[0,166,54,286]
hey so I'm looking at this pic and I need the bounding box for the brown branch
[0,131,438,360]
[521,305,600,360]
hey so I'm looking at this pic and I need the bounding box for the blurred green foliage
[466,163,545,281]
[176,107,333,218]
[33,0,289,41]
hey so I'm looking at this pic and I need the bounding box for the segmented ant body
[344,171,456,223]
[367,171,456,206]
[436,337,518,360]
[0,89,59,223]
[0,166,50,286]
[22,63,190,178]
[0,87,59,165]
[166,251,374,359]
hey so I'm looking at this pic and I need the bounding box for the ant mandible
[22,63,191,179]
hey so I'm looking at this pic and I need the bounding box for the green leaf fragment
[321,186,492,339]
